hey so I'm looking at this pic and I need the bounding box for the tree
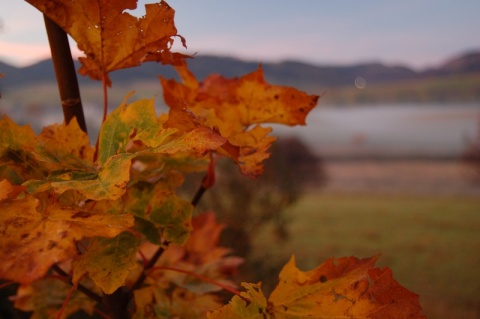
[0,1,425,318]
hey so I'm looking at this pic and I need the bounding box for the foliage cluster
[1,1,425,318]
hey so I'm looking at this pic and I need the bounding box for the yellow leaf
[0,196,133,284]
[0,115,36,155]
[207,283,269,319]
[36,118,95,165]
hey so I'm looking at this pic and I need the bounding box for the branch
[51,264,103,304]
[43,15,87,133]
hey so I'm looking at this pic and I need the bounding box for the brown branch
[43,15,87,133]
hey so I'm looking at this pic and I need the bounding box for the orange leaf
[0,179,26,201]
[26,0,187,84]
[161,63,319,177]
[268,255,426,319]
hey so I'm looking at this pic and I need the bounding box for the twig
[51,264,103,304]
[129,243,168,295]
[43,15,87,133]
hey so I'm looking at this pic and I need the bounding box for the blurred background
[1,1,480,318]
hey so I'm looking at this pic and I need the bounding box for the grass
[251,191,480,319]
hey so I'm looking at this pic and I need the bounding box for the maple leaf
[0,116,36,155]
[35,118,95,168]
[0,179,26,201]
[125,182,193,245]
[49,153,135,200]
[161,62,319,177]
[132,286,222,319]
[207,283,269,319]
[0,195,133,284]
[267,256,425,319]
[12,277,96,319]
[142,212,243,295]
[209,256,426,319]
[26,0,187,84]
[72,231,142,294]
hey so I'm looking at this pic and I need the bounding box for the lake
[273,103,480,158]
[2,100,479,158]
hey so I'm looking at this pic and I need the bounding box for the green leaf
[207,283,269,319]
[72,231,142,294]
[150,194,193,245]
[125,183,193,245]
[51,153,135,200]
[98,97,164,165]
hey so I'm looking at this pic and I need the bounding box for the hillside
[1,51,480,104]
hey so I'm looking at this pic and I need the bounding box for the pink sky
[1,1,479,69]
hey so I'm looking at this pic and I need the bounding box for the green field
[251,192,480,319]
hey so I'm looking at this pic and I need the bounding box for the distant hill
[1,50,479,104]
[1,50,479,86]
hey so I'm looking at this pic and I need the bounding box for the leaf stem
[191,183,208,207]
[57,282,77,319]
[102,73,109,123]
[43,15,87,133]
[128,243,169,295]
[191,152,217,206]
[51,264,103,304]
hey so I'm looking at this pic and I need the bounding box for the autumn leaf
[34,118,95,168]
[98,96,163,166]
[12,277,96,319]
[132,286,222,319]
[143,212,243,294]
[0,195,133,284]
[125,182,193,245]
[209,255,425,319]
[267,255,426,318]
[0,179,26,201]
[0,116,36,155]
[161,62,319,177]
[72,231,142,294]
[207,283,269,319]
[99,96,226,163]
[26,0,187,84]
[50,153,135,200]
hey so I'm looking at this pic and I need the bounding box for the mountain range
[1,50,480,93]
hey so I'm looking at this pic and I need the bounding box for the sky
[1,1,479,70]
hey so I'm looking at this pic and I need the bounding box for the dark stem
[43,15,87,133]
[51,264,103,304]
[191,183,208,207]
[128,244,168,296]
